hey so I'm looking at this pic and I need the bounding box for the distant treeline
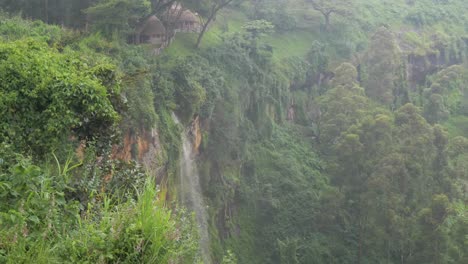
[0,0,94,27]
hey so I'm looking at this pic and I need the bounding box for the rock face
[406,50,457,88]
[287,104,295,121]
[190,115,202,154]
[110,114,202,179]
[140,128,164,178]
[112,128,163,176]
[112,132,134,162]
[396,29,465,88]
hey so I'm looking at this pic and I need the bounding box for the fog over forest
[0,0,467,263]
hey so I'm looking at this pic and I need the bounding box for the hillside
[0,0,467,263]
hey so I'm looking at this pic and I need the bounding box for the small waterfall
[172,114,211,264]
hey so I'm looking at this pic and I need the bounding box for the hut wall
[174,21,201,33]
[145,34,165,45]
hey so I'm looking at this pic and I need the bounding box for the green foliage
[305,40,329,84]
[85,0,151,38]
[220,125,327,263]
[316,63,375,147]
[154,108,182,177]
[171,59,208,121]
[249,0,297,32]
[0,157,80,243]
[444,115,468,137]
[0,0,93,27]
[58,180,199,264]
[362,26,401,105]
[221,250,238,264]
[0,14,71,45]
[278,238,299,264]
[123,78,158,129]
[242,20,275,40]
[197,23,466,260]
[153,54,225,124]
[424,65,468,116]
[330,62,358,87]
[424,93,450,123]
[2,1,468,263]
[0,156,199,263]
[306,0,353,30]
[0,39,119,156]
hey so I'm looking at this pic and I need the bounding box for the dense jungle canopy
[0,0,467,263]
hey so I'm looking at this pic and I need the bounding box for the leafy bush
[0,156,199,263]
[0,14,69,45]
[85,0,150,38]
[0,39,120,155]
[57,180,199,264]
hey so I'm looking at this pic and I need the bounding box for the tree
[424,93,449,124]
[394,104,435,167]
[306,0,352,31]
[413,194,452,264]
[317,64,370,146]
[0,40,120,155]
[85,0,151,37]
[305,41,329,88]
[278,238,299,264]
[241,19,275,54]
[433,125,449,173]
[363,27,401,106]
[187,0,242,48]
[150,0,177,13]
[249,0,296,32]
[242,19,275,40]
[221,250,238,264]
[424,65,468,115]
[330,62,358,88]
[0,0,94,28]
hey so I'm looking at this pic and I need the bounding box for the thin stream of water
[173,114,211,264]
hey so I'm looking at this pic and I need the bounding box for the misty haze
[0,0,467,263]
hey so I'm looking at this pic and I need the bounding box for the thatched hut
[176,10,201,33]
[164,5,201,33]
[139,15,166,46]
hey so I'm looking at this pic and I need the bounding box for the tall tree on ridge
[306,0,352,31]
[186,0,241,48]
[363,27,401,106]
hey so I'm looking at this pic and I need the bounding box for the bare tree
[150,0,179,13]
[160,1,185,43]
[194,0,238,48]
[307,0,352,31]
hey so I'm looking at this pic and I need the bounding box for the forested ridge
[0,0,467,263]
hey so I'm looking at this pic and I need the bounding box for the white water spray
[172,114,211,264]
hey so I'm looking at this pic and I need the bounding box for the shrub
[0,39,120,156]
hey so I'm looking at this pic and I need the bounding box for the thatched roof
[141,15,166,35]
[179,10,199,23]
[170,2,182,11]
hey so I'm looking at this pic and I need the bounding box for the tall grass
[0,157,199,263]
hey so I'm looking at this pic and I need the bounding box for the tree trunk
[358,221,363,264]
[324,13,331,31]
[196,0,234,49]
[196,13,215,49]
[196,23,209,48]
[44,0,49,23]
